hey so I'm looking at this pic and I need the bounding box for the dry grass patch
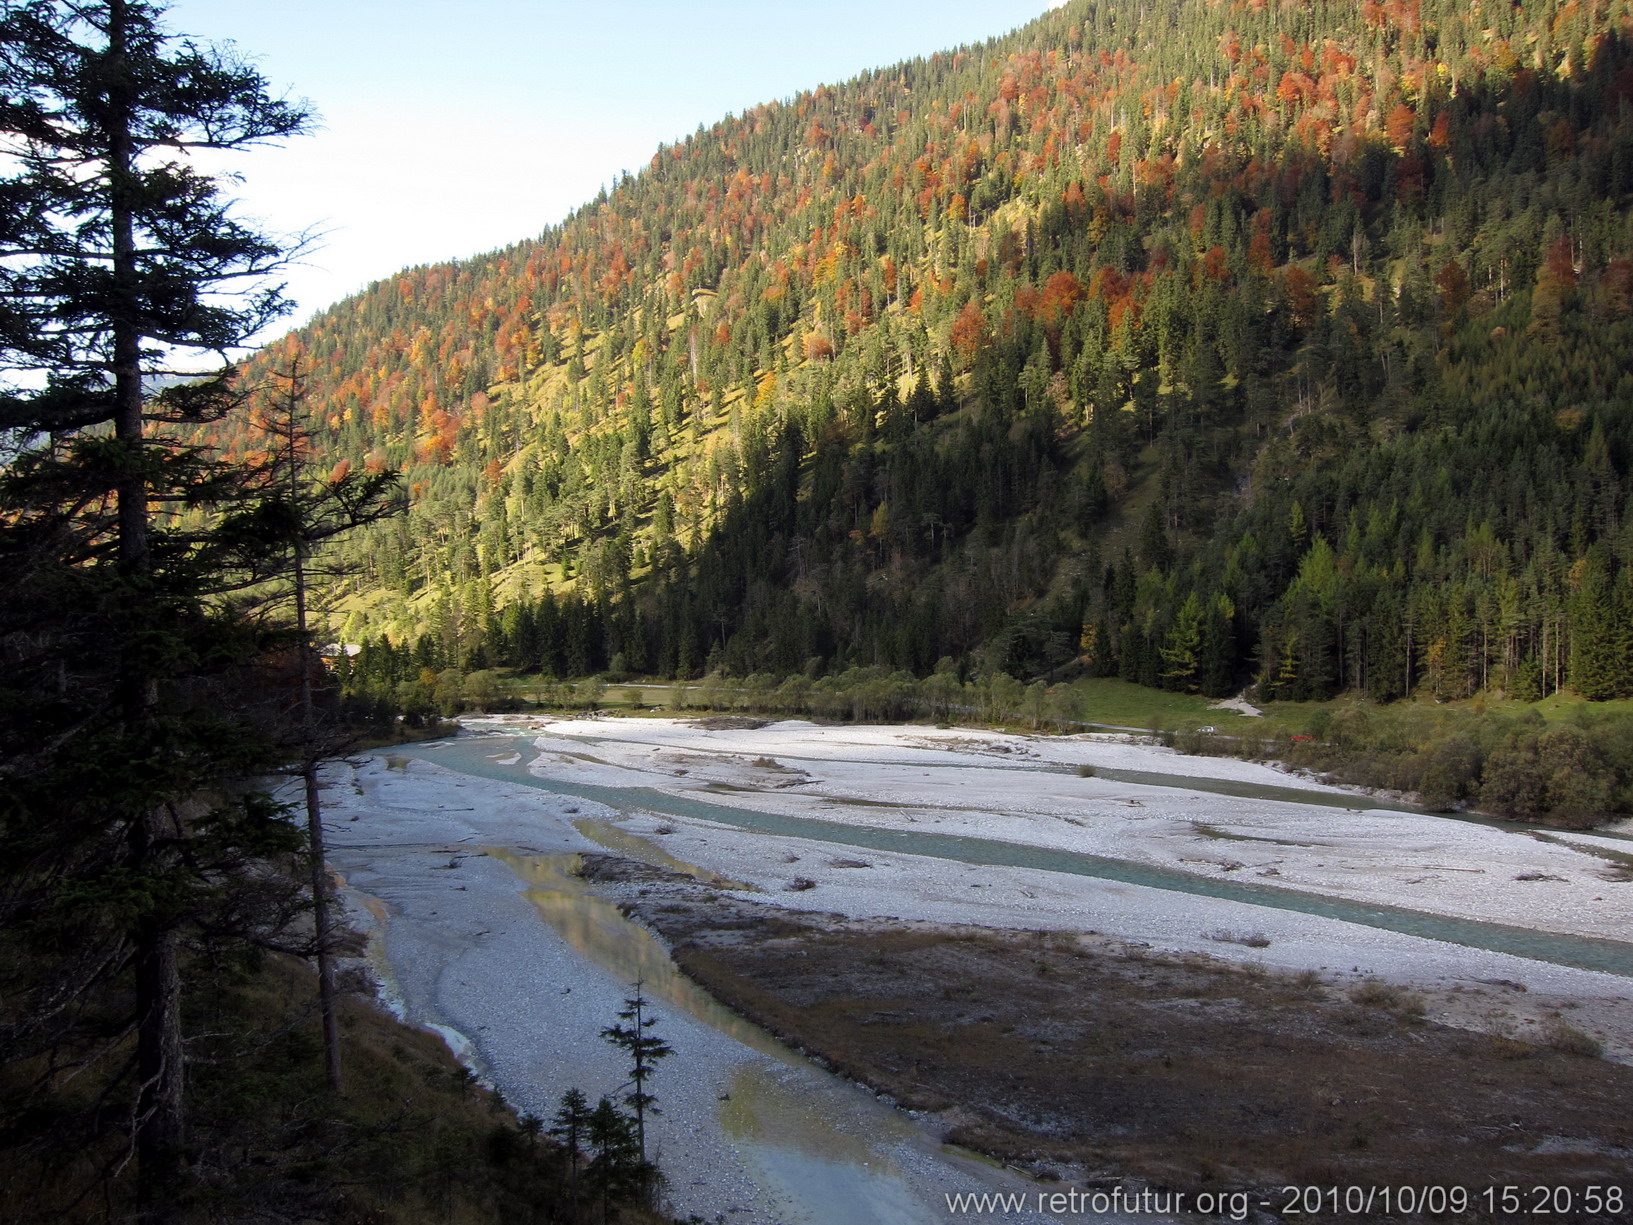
[1348,976,1428,1019]
[605,864,1633,1220]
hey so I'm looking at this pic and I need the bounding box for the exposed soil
[686,715,772,730]
[582,854,1633,1223]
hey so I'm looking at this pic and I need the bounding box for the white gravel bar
[313,751,1109,1225]
[303,715,1633,1223]
[473,714,1633,1057]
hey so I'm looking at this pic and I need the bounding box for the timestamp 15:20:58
[1275,1184,1626,1217]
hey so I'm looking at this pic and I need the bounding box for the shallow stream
[348,744,1071,1224]
[349,729,1630,1224]
[396,733,1633,978]
[493,849,981,1223]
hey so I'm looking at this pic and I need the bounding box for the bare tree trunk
[286,363,344,1092]
[109,3,186,1215]
[296,552,343,1092]
[133,838,184,1225]
[302,758,343,1092]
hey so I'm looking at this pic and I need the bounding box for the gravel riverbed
[312,751,1080,1225]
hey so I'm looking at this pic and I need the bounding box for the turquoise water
[544,727,1430,813]
[1087,765,1421,813]
[392,735,1633,979]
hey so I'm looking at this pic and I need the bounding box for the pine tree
[549,1087,593,1217]
[1158,592,1203,692]
[253,360,401,1091]
[1199,593,1237,698]
[0,2,310,1214]
[586,1096,644,1217]
[600,980,672,1171]
[1138,498,1172,573]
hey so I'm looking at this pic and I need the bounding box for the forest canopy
[229,0,1633,727]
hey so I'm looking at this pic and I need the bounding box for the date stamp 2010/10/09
[945,1184,1626,1219]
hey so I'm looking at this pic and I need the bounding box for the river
[395,732,1633,978]
[323,722,1633,1224]
[321,739,1100,1225]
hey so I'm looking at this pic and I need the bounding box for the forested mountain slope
[234,0,1633,702]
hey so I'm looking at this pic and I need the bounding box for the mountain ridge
[221,0,1633,710]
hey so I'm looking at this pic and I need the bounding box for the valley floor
[477,712,1633,1062]
[333,714,1633,1220]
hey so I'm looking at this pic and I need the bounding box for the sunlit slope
[230,0,1633,700]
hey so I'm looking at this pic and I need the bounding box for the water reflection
[489,845,955,1225]
[721,1064,931,1225]
[397,737,1633,977]
[571,816,752,889]
[491,847,785,1059]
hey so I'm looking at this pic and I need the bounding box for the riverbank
[589,853,1633,1217]
[346,717,1633,1220]
[320,749,1067,1225]
[469,713,1633,968]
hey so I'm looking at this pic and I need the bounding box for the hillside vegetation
[230,0,1633,716]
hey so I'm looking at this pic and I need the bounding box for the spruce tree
[549,1087,593,1216]
[253,360,401,1092]
[600,980,672,1170]
[0,1,310,1215]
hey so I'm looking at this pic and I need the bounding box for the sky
[164,0,1066,332]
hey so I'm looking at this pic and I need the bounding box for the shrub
[1479,735,1545,816]
[1540,1018,1604,1059]
[1349,978,1426,1019]
[1537,726,1615,827]
[1411,735,1483,810]
[1206,929,1271,948]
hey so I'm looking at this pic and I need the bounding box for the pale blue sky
[164,0,1063,327]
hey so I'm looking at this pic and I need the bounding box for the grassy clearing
[1533,691,1633,721]
[1064,678,1257,730]
[502,671,1619,742]
[504,673,1263,734]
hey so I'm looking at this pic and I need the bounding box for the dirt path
[584,855,1633,1224]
